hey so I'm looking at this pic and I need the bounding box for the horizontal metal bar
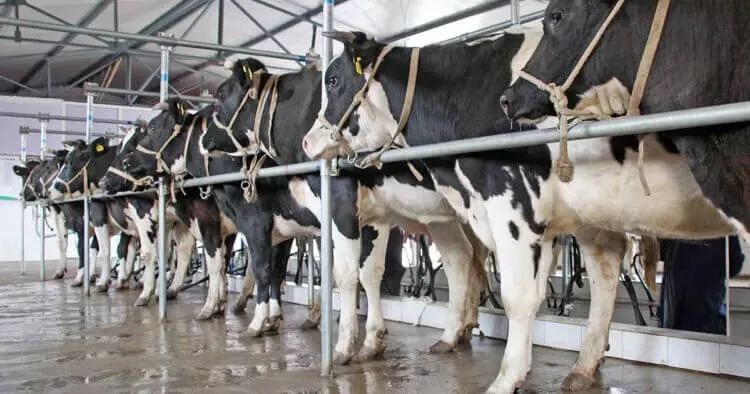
[0,15,314,62]
[84,86,216,103]
[179,161,321,188]
[46,188,158,204]
[20,127,117,138]
[440,10,546,45]
[0,112,138,125]
[382,0,510,42]
[340,101,750,166]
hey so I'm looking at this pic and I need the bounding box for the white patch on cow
[119,127,137,152]
[362,177,456,226]
[169,155,187,175]
[359,223,389,352]
[454,163,495,249]
[509,27,544,85]
[48,181,64,200]
[248,301,269,333]
[53,209,69,277]
[269,298,282,318]
[272,215,320,245]
[133,211,157,304]
[94,225,112,289]
[332,223,361,360]
[169,224,195,295]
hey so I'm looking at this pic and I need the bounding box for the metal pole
[308,237,315,306]
[510,0,520,25]
[157,177,168,321]
[439,10,546,45]
[725,235,731,336]
[0,112,136,125]
[83,83,96,296]
[320,0,334,378]
[20,200,25,275]
[39,116,48,160]
[20,126,28,162]
[40,202,46,281]
[560,235,570,314]
[84,86,216,104]
[159,32,172,103]
[0,16,312,62]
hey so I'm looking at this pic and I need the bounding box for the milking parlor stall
[1,0,750,392]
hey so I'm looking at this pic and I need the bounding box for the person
[659,236,744,335]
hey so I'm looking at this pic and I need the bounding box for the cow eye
[326,76,337,87]
[549,10,564,24]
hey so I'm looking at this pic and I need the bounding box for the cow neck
[316,45,421,179]
[21,165,41,200]
[58,158,91,196]
[517,0,671,195]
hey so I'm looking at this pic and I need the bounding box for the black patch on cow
[349,112,360,136]
[90,201,108,227]
[609,136,639,165]
[508,221,519,240]
[359,225,378,267]
[531,241,541,278]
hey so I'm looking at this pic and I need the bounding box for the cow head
[501,0,636,123]
[100,121,150,193]
[199,57,267,155]
[51,137,113,199]
[303,30,399,160]
[15,150,67,201]
[13,160,41,201]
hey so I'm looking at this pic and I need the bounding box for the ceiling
[0,0,549,107]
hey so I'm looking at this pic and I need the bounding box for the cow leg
[53,211,68,279]
[167,224,194,301]
[562,229,624,392]
[134,217,157,307]
[357,224,390,361]
[196,245,226,320]
[332,227,362,365]
[116,235,137,290]
[486,201,553,394]
[233,247,256,314]
[70,231,86,288]
[93,226,112,293]
[425,221,474,353]
[246,226,273,337]
[88,236,99,283]
[265,239,294,334]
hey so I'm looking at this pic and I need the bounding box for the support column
[157,177,168,321]
[158,32,174,103]
[20,126,28,276]
[83,82,96,296]
[510,0,520,25]
[320,0,335,378]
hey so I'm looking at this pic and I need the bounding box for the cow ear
[230,58,267,89]
[61,140,78,151]
[89,137,108,156]
[163,98,187,123]
[323,30,378,74]
[55,150,68,160]
[12,165,27,177]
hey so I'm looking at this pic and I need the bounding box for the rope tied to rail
[518,0,670,195]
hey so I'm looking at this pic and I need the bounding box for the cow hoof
[262,317,281,335]
[232,298,248,314]
[70,279,83,288]
[561,371,596,392]
[53,268,66,280]
[429,340,455,354]
[456,327,474,345]
[195,309,214,321]
[244,327,263,338]
[133,281,144,290]
[357,343,387,362]
[166,289,179,300]
[334,352,353,366]
[134,295,151,307]
[89,274,98,284]
[114,279,130,290]
[301,319,319,330]
[95,282,110,293]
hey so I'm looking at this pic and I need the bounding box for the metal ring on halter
[346,152,357,164]
[330,157,339,176]
[240,180,250,190]
[199,186,212,200]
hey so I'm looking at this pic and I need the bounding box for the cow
[200,58,490,364]
[99,109,276,322]
[500,0,750,241]
[13,151,99,286]
[300,30,733,393]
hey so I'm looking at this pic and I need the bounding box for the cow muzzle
[303,120,342,160]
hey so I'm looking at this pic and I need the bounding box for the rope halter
[517,0,670,195]
[57,159,91,196]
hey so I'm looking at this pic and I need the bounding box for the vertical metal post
[21,200,25,275]
[158,32,173,103]
[725,235,731,336]
[83,83,96,295]
[217,0,224,58]
[20,126,28,162]
[307,237,315,306]
[46,61,52,97]
[157,177,168,321]
[510,0,520,25]
[560,235,570,311]
[40,202,46,281]
[39,116,48,160]
[320,0,334,378]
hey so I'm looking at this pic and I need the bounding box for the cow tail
[462,223,491,331]
[639,235,660,292]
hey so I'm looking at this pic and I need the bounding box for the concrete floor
[1,262,749,393]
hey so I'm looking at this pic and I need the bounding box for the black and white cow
[13,152,100,286]
[201,58,490,363]
[300,30,734,393]
[99,112,260,321]
[49,137,144,293]
[500,0,750,240]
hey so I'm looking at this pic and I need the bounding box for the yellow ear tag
[95,144,104,153]
[354,56,363,75]
[177,103,185,115]
[243,65,253,80]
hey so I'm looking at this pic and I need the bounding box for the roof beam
[168,0,352,87]
[63,0,211,87]
[13,0,114,93]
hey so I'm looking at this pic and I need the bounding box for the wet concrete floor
[1,261,748,393]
